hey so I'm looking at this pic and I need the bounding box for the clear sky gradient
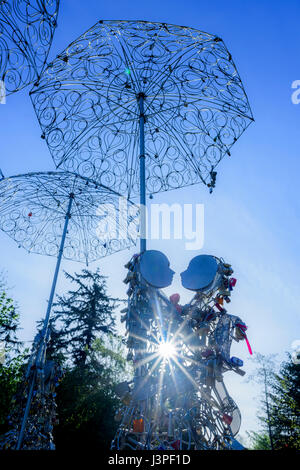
[1,0,299,444]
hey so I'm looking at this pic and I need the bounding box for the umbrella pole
[139,94,146,252]
[16,193,74,450]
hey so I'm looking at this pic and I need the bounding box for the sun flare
[158,341,177,359]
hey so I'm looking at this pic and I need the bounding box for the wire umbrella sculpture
[0,0,59,94]
[0,170,139,448]
[31,19,254,251]
[0,171,138,262]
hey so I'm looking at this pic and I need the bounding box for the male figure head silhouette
[139,250,175,288]
[180,254,219,292]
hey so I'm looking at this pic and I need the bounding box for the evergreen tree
[33,268,130,449]
[0,290,21,354]
[248,353,300,450]
[269,354,300,449]
[35,317,68,365]
[247,430,271,450]
[247,353,278,450]
[0,353,26,430]
[54,335,131,450]
[0,278,25,430]
[52,269,119,366]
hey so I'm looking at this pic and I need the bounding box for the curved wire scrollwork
[31,20,254,197]
[0,0,59,94]
[0,171,139,263]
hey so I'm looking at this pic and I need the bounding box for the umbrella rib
[119,25,163,94]
[146,98,213,140]
[29,186,72,251]
[145,93,249,169]
[38,76,250,123]
[33,80,138,125]
[0,10,40,76]
[29,176,69,208]
[56,110,135,166]
[143,38,215,100]
[5,182,70,255]
[48,92,140,165]
[144,93,251,120]
[145,101,207,184]
[26,214,60,254]
[115,36,140,94]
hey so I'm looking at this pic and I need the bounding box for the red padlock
[169,293,182,314]
[171,440,181,450]
[222,413,233,425]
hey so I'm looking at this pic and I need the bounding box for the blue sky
[1,0,300,444]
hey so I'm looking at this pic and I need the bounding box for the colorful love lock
[236,322,253,355]
[169,293,182,313]
[229,277,237,290]
[171,439,181,450]
[133,418,144,433]
[222,414,233,426]
[230,356,243,367]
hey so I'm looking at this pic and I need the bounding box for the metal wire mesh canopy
[0,171,139,263]
[0,170,139,449]
[0,0,59,94]
[31,19,254,198]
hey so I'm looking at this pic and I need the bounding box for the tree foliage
[248,353,300,450]
[0,290,21,354]
[247,430,271,450]
[47,268,130,449]
[269,355,300,449]
[54,337,129,449]
[247,353,278,450]
[51,269,119,366]
[0,280,24,430]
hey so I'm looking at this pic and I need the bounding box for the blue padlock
[230,356,243,367]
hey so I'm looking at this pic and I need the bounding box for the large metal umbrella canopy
[0,170,139,448]
[31,20,254,251]
[0,0,59,94]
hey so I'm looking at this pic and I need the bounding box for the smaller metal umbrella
[0,0,59,94]
[0,170,139,448]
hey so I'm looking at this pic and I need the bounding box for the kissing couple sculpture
[112,250,252,450]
